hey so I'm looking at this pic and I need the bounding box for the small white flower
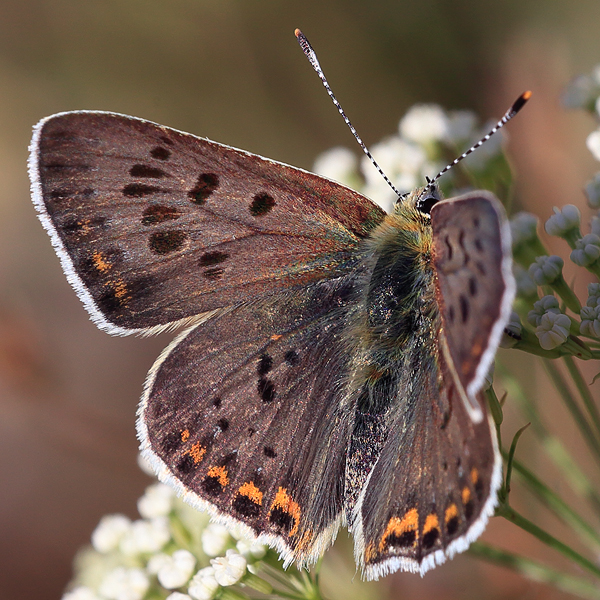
[211,549,247,586]
[360,136,427,210]
[528,255,564,286]
[399,104,449,144]
[545,205,581,237]
[536,312,571,350]
[62,587,101,600]
[156,550,196,589]
[147,552,171,575]
[510,212,539,248]
[313,147,359,187]
[445,110,477,143]
[513,264,538,298]
[587,129,600,162]
[584,173,600,209]
[571,234,600,267]
[587,282,600,307]
[236,537,266,559]
[137,452,156,477]
[91,515,131,553]
[580,306,600,338]
[188,567,219,600]
[562,73,598,109]
[166,593,193,600]
[201,523,231,557]
[527,296,561,327]
[590,215,600,237]
[98,567,149,600]
[363,136,426,182]
[120,518,170,556]
[138,483,174,519]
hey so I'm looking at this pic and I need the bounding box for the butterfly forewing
[431,192,514,407]
[29,112,384,335]
[139,278,359,565]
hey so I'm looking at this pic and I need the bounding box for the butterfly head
[394,183,442,218]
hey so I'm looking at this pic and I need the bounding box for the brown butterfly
[28,31,526,579]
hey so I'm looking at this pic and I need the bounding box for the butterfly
[28,89,520,577]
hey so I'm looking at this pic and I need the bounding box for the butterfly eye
[417,192,439,215]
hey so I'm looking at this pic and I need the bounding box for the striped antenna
[428,90,532,186]
[295,29,403,198]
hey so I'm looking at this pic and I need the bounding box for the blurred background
[2,1,600,599]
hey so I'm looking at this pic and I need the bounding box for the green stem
[551,276,582,313]
[469,542,600,600]
[511,458,600,550]
[497,504,600,579]
[563,355,600,439]
[504,424,531,499]
[543,360,600,467]
[261,562,303,592]
[499,366,600,518]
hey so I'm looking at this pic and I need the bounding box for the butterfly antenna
[295,28,403,198]
[428,90,532,187]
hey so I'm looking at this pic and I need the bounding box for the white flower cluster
[313,103,503,212]
[62,478,267,600]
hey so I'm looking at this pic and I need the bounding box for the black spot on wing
[199,251,229,267]
[257,354,273,376]
[233,494,260,518]
[149,231,187,255]
[459,295,469,323]
[162,431,182,453]
[123,183,163,197]
[130,164,169,178]
[189,173,219,205]
[177,454,195,474]
[422,528,439,549]
[250,192,276,216]
[269,507,293,533]
[50,187,95,200]
[150,146,171,160]
[284,350,299,366]
[257,379,275,403]
[385,530,415,548]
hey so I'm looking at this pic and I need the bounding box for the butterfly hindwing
[29,111,384,335]
[350,348,500,579]
[138,276,360,565]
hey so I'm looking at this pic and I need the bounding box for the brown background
[1,1,600,599]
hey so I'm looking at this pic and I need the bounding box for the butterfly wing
[139,276,359,565]
[349,191,512,578]
[431,192,514,420]
[349,348,501,579]
[29,111,384,335]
